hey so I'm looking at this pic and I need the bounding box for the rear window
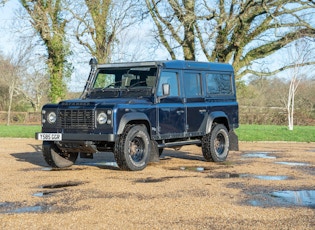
[206,73,233,95]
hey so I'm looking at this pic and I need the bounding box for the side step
[157,139,201,148]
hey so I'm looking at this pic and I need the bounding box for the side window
[157,71,179,97]
[183,72,202,98]
[206,73,233,95]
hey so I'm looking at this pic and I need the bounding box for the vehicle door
[183,71,207,136]
[156,71,186,139]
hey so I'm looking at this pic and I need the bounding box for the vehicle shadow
[11,152,47,167]
[9,143,46,167]
[10,145,205,170]
[161,148,204,162]
[11,144,120,170]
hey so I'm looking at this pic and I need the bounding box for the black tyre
[114,124,151,171]
[202,124,229,162]
[42,141,78,168]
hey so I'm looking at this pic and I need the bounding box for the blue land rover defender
[36,59,239,171]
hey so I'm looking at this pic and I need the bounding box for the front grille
[59,109,95,129]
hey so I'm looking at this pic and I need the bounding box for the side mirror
[162,83,170,96]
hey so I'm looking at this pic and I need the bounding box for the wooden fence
[0,111,41,124]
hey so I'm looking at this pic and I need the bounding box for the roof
[97,60,234,72]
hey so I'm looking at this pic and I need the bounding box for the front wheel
[202,124,229,162]
[42,141,78,168]
[114,124,151,171]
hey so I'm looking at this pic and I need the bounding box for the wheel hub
[129,137,144,162]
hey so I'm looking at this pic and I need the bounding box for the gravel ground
[0,138,314,229]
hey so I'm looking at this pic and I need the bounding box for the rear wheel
[114,124,151,171]
[42,141,78,168]
[202,124,229,162]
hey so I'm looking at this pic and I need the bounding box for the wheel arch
[206,111,230,134]
[117,112,151,136]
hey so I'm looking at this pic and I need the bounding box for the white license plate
[37,133,62,141]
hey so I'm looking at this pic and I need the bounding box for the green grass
[0,124,314,142]
[235,124,315,142]
[0,125,41,138]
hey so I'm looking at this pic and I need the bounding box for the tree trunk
[7,80,15,126]
[287,76,298,131]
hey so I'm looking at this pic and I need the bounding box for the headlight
[97,112,107,125]
[47,112,57,124]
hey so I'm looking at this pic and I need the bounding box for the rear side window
[206,73,233,95]
[183,72,202,98]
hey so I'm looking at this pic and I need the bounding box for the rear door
[183,71,207,136]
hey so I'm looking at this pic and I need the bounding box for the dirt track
[0,138,315,229]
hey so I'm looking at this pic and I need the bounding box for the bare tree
[16,65,49,112]
[144,0,315,79]
[7,65,18,125]
[285,38,315,130]
[0,40,49,118]
[0,59,17,125]
[68,0,139,63]
[15,38,50,111]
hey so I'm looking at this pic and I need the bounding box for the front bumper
[35,132,116,142]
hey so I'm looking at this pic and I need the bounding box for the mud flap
[229,130,239,151]
[149,140,160,162]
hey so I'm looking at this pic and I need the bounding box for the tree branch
[238,61,315,78]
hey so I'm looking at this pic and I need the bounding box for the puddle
[178,166,208,172]
[242,152,276,159]
[252,175,289,180]
[168,166,208,172]
[135,177,170,183]
[42,181,84,189]
[208,173,289,181]
[0,202,50,214]
[42,167,53,171]
[208,172,249,178]
[180,166,204,172]
[33,190,62,197]
[275,162,310,166]
[4,205,50,214]
[249,190,315,209]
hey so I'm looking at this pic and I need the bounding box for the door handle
[176,110,184,115]
[199,109,206,113]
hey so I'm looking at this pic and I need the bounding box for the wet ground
[0,139,314,229]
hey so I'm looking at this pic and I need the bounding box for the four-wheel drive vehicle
[36,59,239,171]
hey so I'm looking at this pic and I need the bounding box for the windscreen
[87,67,157,98]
